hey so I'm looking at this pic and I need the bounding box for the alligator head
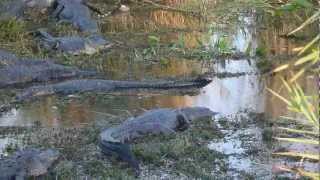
[193,73,213,87]
[15,148,60,177]
[175,107,218,130]
[16,85,54,101]
[84,34,113,54]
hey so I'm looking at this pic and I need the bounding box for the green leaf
[288,11,320,35]
[294,0,313,8]
[273,151,320,160]
[275,137,319,145]
[294,51,319,66]
[277,127,319,135]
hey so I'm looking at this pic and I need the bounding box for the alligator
[0,148,59,180]
[0,0,54,20]
[36,29,111,55]
[52,0,99,33]
[0,49,19,65]
[16,77,212,101]
[0,50,97,88]
[0,0,26,20]
[99,107,217,175]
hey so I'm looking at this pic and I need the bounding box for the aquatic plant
[267,1,319,179]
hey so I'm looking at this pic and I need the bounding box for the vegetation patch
[0,18,26,42]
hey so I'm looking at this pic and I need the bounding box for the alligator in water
[99,107,217,175]
[0,148,59,180]
[52,0,99,33]
[0,50,97,88]
[36,29,111,55]
[17,77,212,101]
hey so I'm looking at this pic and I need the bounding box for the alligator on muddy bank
[0,0,56,20]
[17,77,212,101]
[52,0,99,33]
[0,50,97,88]
[36,29,112,55]
[0,148,59,180]
[99,107,217,175]
[0,0,97,30]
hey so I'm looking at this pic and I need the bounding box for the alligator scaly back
[0,148,60,179]
[0,49,97,88]
[17,77,212,101]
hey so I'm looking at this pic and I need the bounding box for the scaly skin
[0,50,97,88]
[16,77,212,101]
[0,148,59,180]
[0,49,19,65]
[0,0,26,20]
[36,30,111,55]
[0,0,54,20]
[99,107,217,175]
[52,0,98,33]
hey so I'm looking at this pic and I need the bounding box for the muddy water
[0,0,318,178]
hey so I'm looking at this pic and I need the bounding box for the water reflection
[192,74,265,115]
[2,58,317,127]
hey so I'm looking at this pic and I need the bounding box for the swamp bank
[0,0,319,179]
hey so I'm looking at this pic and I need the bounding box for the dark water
[0,0,318,178]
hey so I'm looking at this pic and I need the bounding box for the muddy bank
[0,111,271,179]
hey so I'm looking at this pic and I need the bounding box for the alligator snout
[194,75,213,87]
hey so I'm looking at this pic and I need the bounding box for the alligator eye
[176,114,189,131]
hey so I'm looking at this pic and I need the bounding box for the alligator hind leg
[99,140,140,176]
[175,114,190,131]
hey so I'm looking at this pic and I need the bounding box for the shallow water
[0,0,318,178]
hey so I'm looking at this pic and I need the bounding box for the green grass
[0,18,26,42]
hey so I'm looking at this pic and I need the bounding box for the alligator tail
[99,140,140,176]
[114,76,212,89]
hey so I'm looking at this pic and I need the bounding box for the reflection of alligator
[0,148,59,179]
[17,77,212,101]
[36,29,111,55]
[99,107,217,175]
[0,50,97,88]
[52,0,98,33]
